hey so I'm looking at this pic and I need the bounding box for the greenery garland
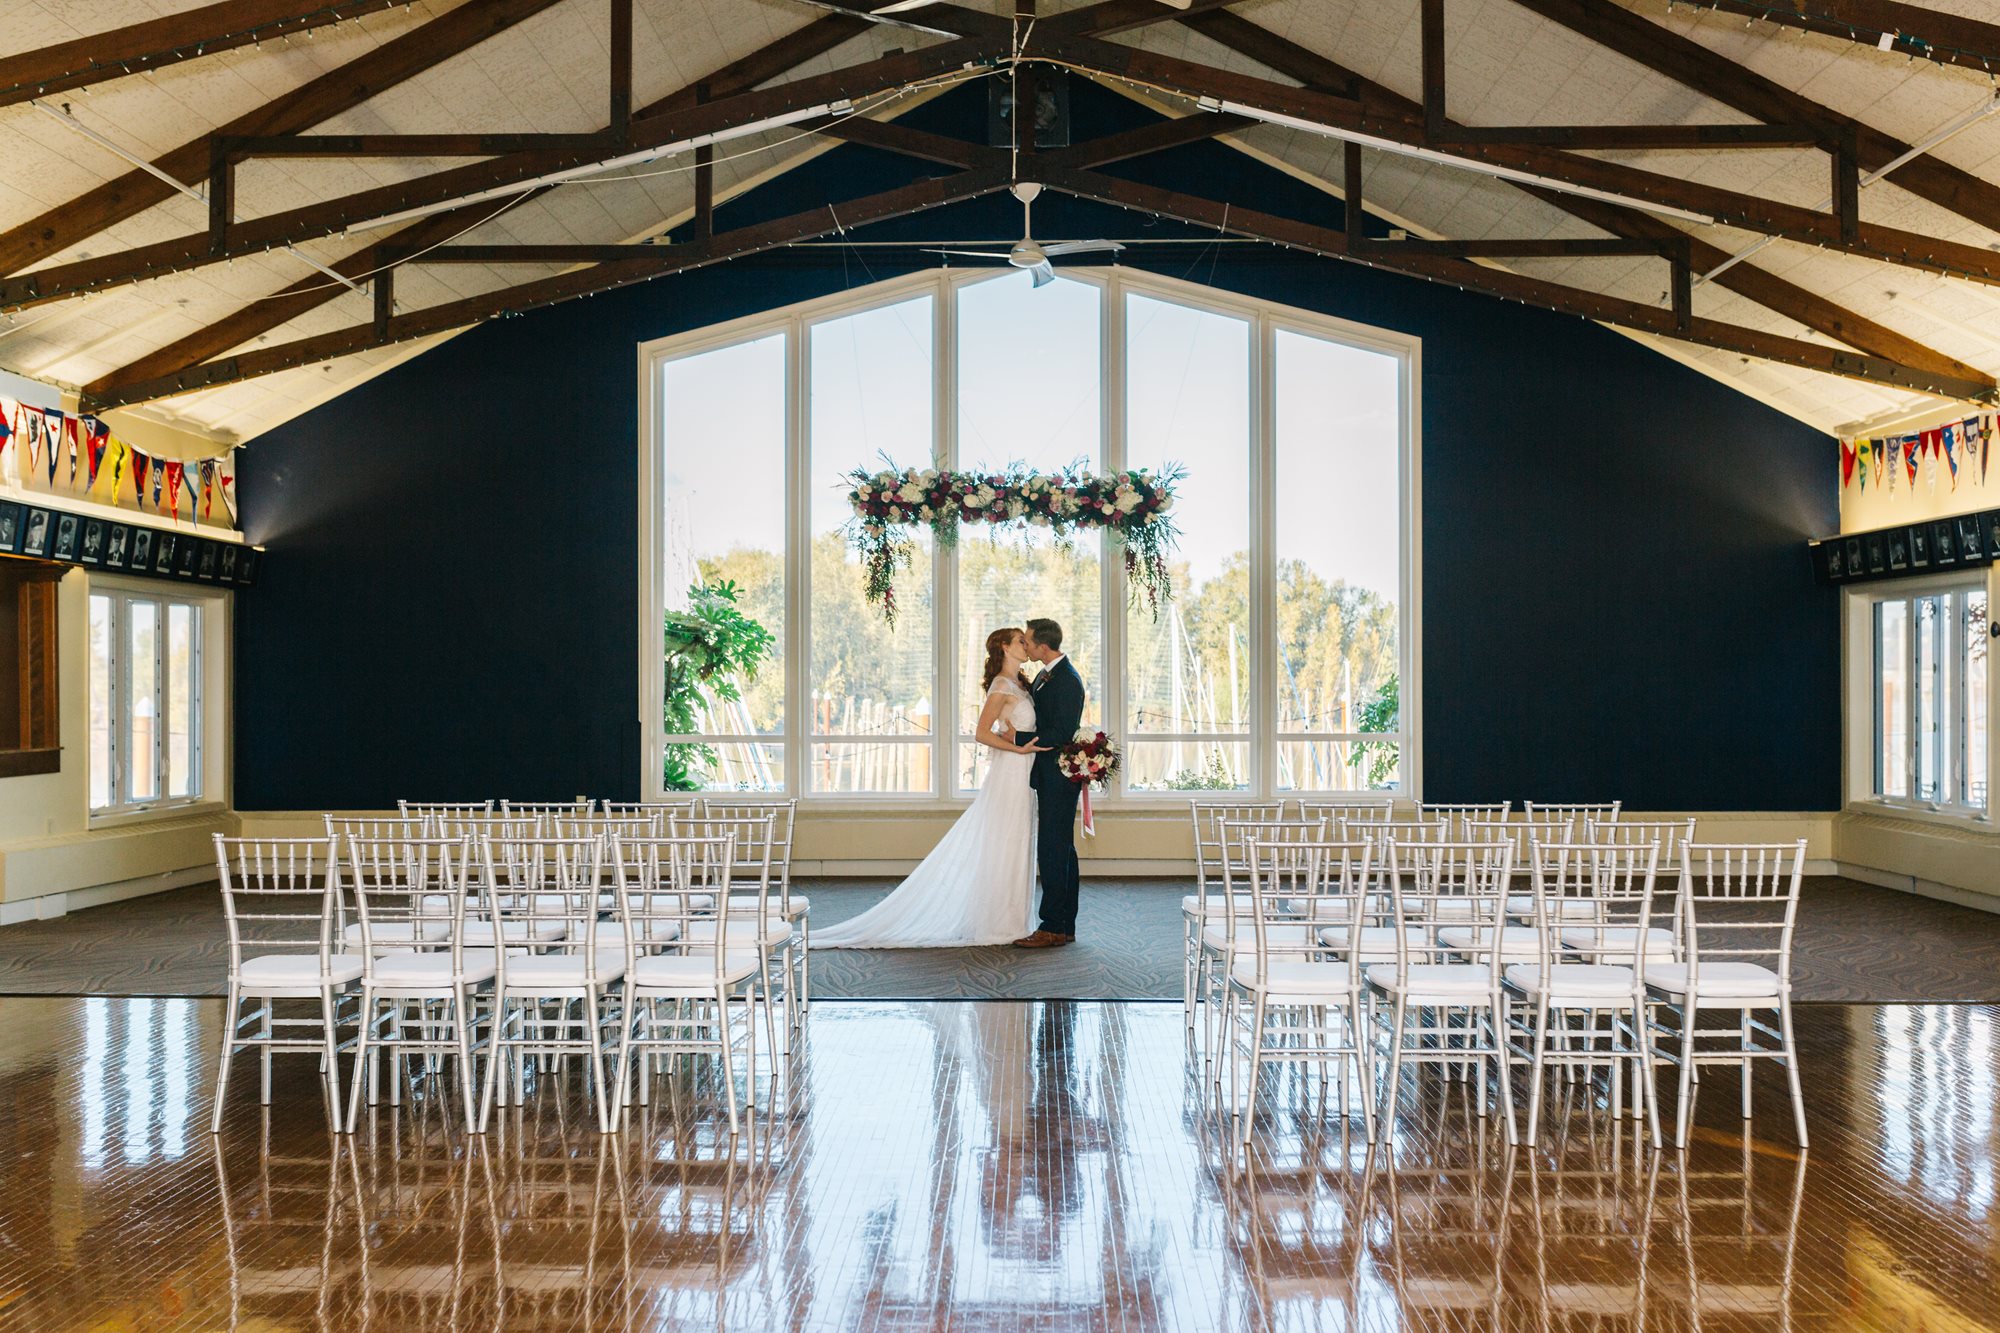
[844,461,1184,625]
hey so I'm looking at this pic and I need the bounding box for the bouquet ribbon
[1080,784,1096,839]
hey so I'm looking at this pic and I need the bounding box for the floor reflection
[0,997,1991,1330]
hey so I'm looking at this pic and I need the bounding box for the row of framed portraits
[1815,509,2000,585]
[0,499,258,586]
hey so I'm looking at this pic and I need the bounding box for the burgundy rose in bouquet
[1057,728,1122,838]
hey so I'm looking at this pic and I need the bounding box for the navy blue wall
[234,88,1837,811]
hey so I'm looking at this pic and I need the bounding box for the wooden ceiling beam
[1184,8,1990,387]
[1040,0,1252,39]
[84,164,1013,409]
[1698,1,2000,76]
[0,0,399,109]
[0,35,1003,312]
[1509,0,2000,240]
[1036,32,2000,286]
[0,0,569,278]
[1042,166,1996,401]
[80,13,885,400]
[810,116,1000,168]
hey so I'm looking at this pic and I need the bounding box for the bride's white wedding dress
[811,676,1038,949]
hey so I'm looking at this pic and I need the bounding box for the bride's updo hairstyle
[981,627,1023,692]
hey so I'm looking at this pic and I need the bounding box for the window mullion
[1104,274,1127,794]
[1251,312,1276,798]
[935,272,956,800]
[787,313,806,799]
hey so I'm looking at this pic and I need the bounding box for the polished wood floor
[0,997,1990,1330]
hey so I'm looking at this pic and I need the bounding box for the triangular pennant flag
[149,455,165,510]
[1905,435,1921,484]
[219,468,236,523]
[62,414,79,486]
[198,460,215,519]
[108,438,128,503]
[1842,440,1858,487]
[133,451,151,507]
[84,417,108,485]
[1944,423,1961,486]
[0,398,13,467]
[41,408,62,484]
[164,461,184,522]
[1986,413,1995,486]
[23,408,44,480]
[1875,435,1889,487]
[1855,440,1871,490]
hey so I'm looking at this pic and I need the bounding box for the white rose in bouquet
[897,481,924,503]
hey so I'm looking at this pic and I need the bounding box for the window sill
[88,799,226,832]
[1844,799,1993,832]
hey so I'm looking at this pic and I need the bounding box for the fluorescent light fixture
[1199,97,1717,227]
[347,99,855,234]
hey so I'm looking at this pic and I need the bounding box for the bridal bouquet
[1058,729,1122,839]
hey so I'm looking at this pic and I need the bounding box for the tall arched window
[640,269,1419,802]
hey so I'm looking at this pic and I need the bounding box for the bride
[811,627,1050,949]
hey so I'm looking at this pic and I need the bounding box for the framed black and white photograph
[175,537,198,576]
[104,524,131,570]
[218,545,238,581]
[1958,514,1985,561]
[0,501,21,554]
[22,509,52,558]
[1888,530,1909,570]
[1987,511,2000,558]
[153,532,176,574]
[78,519,105,565]
[52,513,79,561]
[1932,520,1958,565]
[197,542,217,580]
[238,548,258,585]
[1909,525,1930,568]
[1845,537,1864,577]
[1866,532,1888,573]
[1824,542,1845,580]
[129,527,154,570]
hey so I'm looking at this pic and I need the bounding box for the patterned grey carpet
[0,877,1993,1002]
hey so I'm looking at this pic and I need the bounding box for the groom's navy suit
[1024,656,1085,937]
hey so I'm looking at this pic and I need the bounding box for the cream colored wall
[237,806,1835,876]
[1834,809,2000,910]
[0,566,235,923]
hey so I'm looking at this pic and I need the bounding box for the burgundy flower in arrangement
[1057,729,1122,789]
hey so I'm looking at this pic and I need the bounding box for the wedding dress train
[811,676,1038,949]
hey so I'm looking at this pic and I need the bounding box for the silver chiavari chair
[343,834,491,1132]
[1416,802,1513,839]
[669,812,788,1061]
[1647,842,1810,1148]
[1576,819,1697,968]
[397,800,494,826]
[324,816,432,951]
[1198,815,1328,1070]
[610,833,764,1136]
[1527,801,1623,828]
[702,797,806,1029]
[1366,839,1519,1143]
[212,835,358,1133]
[1225,837,1377,1143]
[1296,796,1398,826]
[500,798,596,832]
[1184,801,1287,1048]
[598,801,690,833]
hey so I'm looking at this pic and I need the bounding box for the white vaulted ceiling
[4,0,2000,441]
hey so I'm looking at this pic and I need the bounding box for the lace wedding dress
[811,676,1038,948]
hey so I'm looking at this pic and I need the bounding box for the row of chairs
[1185,803,1809,1150]
[213,798,801,1139]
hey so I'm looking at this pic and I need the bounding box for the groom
[1016,618,1085,948]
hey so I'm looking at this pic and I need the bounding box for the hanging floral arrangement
[843,461,1184,624]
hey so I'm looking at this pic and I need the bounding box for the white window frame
[88,582,210,817]
[638,267,1422,806]
[1845,570,1995,824]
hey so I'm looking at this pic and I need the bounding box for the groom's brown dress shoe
[1013,930,1070,948]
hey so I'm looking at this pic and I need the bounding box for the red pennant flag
[1944,423,1961,486]
[133,451,151,506]
[1841,440,1858,487]
[220,469,236,523]
[198,461,215,518]
[84,418,108,484]
[164,461,184,521]
[1987,414,1995,486]
[0,398,13,465]
[1905,436,1921,484]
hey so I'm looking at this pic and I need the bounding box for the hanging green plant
[661,580,775,791]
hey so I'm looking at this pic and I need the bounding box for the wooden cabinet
[0,559,62,778]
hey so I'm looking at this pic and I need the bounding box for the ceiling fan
[927,182,1124,286]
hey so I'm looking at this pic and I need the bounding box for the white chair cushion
[1561,926,1675,958]
[343,920,446,945]
[1229,958,1354,995]
[499,954,625,990]
[1506,963,1637,1001]
[1645,961,1783,1000]
[1365,962,1494,1001]
[682,920,791,948]
[1506,895,1599,920]
[1426,896,1500,922]
[595,920,681,945]
[369,950,496,988]
[1437,925,1541,958]
[1202,923,1312,951]
[598,892,716,913]
[1182,893,1254,915]
[238,954,364,990]
[630,954,759,991]
[729,893,808,912]
[1281,899,1353,921]
[1315,925,1424,962]
[462,919,569,944]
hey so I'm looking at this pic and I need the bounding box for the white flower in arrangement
[1156,494,1174,513]
[897,480,925,503]
[1005,498,1027,519]
[918,505,934,521]
[1029,511,1052,526]
[1114,490,1143,514]
[921,468,938,482]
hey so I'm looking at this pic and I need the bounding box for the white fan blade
[1028,259,1056,287]
[1041,239,1125,257]
[925,248,1011,258]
